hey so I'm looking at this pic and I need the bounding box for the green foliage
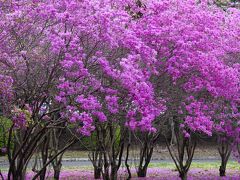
[114,126,121,146]
[81,131,98,149]
[0,116,12,156]
[81,125,121,150]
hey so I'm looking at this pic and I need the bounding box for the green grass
[1,161,239,173]
[148,161,240,170]
[0,151,89,160]
[62,166,94,170]
[0,167,8,172]
[59,161,240,171]
[63,151,89,158]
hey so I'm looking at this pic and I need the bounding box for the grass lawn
[148,161,240,170]
[1,161,240,179]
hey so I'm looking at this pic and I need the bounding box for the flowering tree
[0,1,78,179]
[0,0,239,180]
[213,101,239,176]
[48,1,163,179]
[128,0,240,179]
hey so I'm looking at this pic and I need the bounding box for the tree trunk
[170,119,177,145]
[219,163,226,177]
[94,167,102,179]
[125,140,131,180]
[40,135,50,180]
[102,171,110,180]
[39,168,47,180]
[9,170,25,180]
[179,171,187,180]
[137,167,147,177]
[136,132,157,178]
[8,158,27,180]
[54,167,61,180]
[52,162,62,180]
[165,120,196,180]
[89,149,102,179]
[218,136,231,177]
[110,166,118,180]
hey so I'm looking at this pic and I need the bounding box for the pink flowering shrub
[0,0,239,179]
[179,97,214,137]
[1,0,238,138]
[129,0,240,137]
[39,0,165,136]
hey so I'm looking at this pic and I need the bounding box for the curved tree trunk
[137,167,147,177]
[40,135,50,180]
[179,170,187,180]
[170,118,177,146]
[94,122,126,180]
[89,149,103,179]
[53,164,62,180]
[165,120,196,180]
[125,138,131,180]
[136,132,160,178]
[218,137,232,177]
[94,167,102,179]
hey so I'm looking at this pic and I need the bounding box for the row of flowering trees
[0,0,239,180]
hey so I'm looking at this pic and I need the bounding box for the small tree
[165,121,196,180]
[218,136,232,176]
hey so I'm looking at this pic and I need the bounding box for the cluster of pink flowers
[179,97,213,136]
[0,0,239,149]
[12,109,27,129]
[129,0,240,138]
[105,95,119,114]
